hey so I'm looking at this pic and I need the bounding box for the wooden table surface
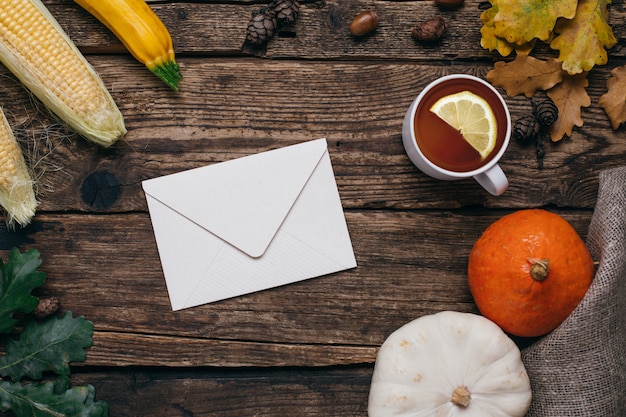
[1,0,625,415]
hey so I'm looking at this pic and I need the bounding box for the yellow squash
[75,0,182,91]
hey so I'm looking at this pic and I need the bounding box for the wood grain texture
[43,0,626,60]
[0,0,622,414]
[0,210,593,367]
[0,1,620,217]
[71,367,373,416]
[3,57,620,214]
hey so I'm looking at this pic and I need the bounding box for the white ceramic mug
[402,74,511,196]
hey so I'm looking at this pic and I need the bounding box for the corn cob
[0,107,36,228]
[74,0,182,91]
[0,0,127,147]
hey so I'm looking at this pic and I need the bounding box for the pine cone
[513,115,541,145]
[246,8,278,45]
[532,98,558,127]
[33,296,61,319]
[273,0,300,27]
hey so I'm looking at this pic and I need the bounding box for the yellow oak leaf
[487,54,564,97]
[481,5,515,57]
[480,5,535,57]
[492,0,577,45]
[598,65,626,130]
[547,72,591,141]
[481,5,513,57]
[550,0,617,75]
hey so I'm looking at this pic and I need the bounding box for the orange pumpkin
[468,209,594,337]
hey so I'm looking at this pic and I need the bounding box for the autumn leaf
[480,5,535,57]
[481,5,514,57]
[598,65,626,129]
[480,0,619,138]
[491,0,577,45]
[480,6,515,56]
[550,0,616,75]
[487,55,564,97]
[547,72,591,141]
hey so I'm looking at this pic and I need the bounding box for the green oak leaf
[0,312,94,381]
[0,381,108,417]
[0,248,46,334]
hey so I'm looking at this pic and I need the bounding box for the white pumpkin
[368,311,532,417]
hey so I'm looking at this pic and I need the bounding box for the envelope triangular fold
[143,138,357,310]
[142,139,327,257]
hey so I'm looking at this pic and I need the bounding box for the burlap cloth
[521,166,626,416]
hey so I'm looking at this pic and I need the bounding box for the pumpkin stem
[528,258,550,282]
[451,386,471,407]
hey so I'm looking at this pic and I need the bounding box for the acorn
[246,8,278,45]
[350,10,379,37]
[513,115,542,146]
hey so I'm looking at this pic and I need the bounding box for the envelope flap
[142,138,329,258]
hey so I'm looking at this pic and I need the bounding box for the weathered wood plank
[2,57,620,215]
[71,366,373,416]
[0,209,593,367]
[46,0,626,61]
[87,333,379,367]
[0,1,617,415]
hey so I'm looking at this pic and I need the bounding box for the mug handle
[473,164,509,196]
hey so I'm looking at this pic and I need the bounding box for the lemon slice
[430,91,498,160]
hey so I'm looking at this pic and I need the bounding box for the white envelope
[142,138,357,310]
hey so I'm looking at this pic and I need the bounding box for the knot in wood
[81,170,121,210]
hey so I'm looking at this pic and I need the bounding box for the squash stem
[528,258,550,282]
[451,386,471,407]
[151,61,183,92]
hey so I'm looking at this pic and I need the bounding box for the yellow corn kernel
[0,108,36,229]
[0,0,126,147]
